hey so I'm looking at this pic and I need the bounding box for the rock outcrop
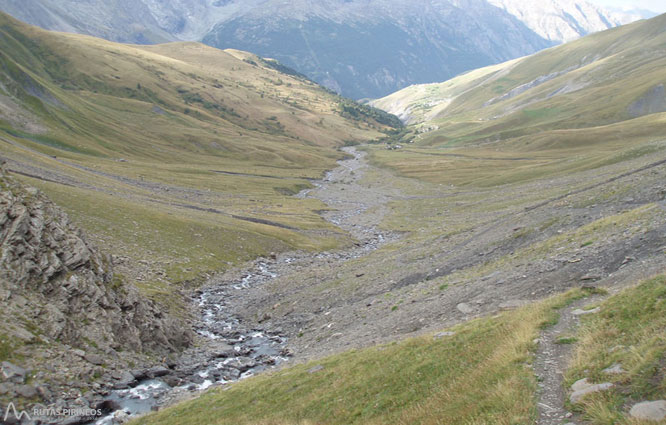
[0,163,191,402]
[569,378,614,404]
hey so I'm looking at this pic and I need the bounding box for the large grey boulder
[146,366,170,378]
[15,384,38,398]
[456,303,475,314]
[572,307,601,316]
[570,378,613,404]
[629,400,666,421]
[1,361,26,383]
[225,357,257,372]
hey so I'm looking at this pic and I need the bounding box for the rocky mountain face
[0,0,255,43]
[0,164,191,406]
[0,0,173,43]
[202,0,555,98]
[0,0,636,99]
[487,0,641,42]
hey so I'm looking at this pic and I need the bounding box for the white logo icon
[3,402,31,421]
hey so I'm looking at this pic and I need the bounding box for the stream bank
[95,146,400,424]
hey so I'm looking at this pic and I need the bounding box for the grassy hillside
[0,12,398,309]
[132,287,601,425]
[369,13,666,186]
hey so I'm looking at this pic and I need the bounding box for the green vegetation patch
[566,275,666,424]
[2,128,103,156]
[0,333,19,362]
[338,98,403,129]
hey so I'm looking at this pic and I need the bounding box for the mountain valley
[0,6,664,425]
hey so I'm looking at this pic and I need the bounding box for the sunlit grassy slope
[0,12,399,298]
[566,275,666,425]
[370,13,666,186]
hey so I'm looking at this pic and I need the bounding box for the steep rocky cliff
[0,163,191,407]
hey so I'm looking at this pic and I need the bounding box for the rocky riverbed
[93,146,398,424]
[94,259,292,424]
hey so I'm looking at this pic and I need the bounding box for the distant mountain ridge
[486,0,637,42]
[201,0,557,98]
[0,0,642,98]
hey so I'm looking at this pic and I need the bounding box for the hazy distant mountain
[201,0,556,98]
[0,0,173,43]
[487,0,640,42]
[605,6,658,20]
[0,0,637,98]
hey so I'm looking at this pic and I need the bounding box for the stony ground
[221,146,665,362]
